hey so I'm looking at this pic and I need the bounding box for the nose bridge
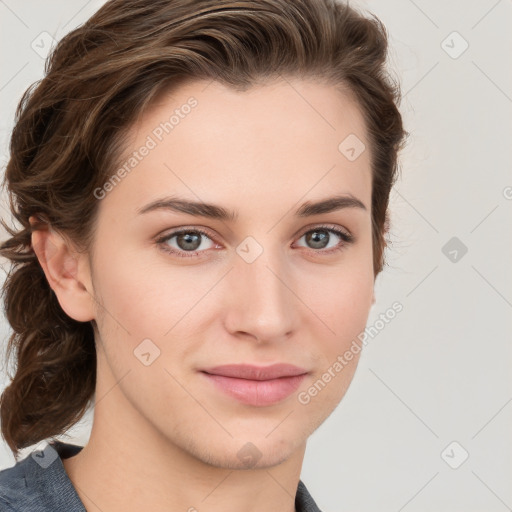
[225,239,296,340]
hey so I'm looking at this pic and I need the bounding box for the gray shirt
[0,441,322,511]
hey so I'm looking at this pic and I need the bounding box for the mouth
[199,363,308,406]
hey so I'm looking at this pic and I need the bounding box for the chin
[183,432,303,470]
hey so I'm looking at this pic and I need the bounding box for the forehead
[100,78,372,219]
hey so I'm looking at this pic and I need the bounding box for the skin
[30,77,375,512]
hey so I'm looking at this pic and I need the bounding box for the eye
[294,224,354,255]
[155,224,354,259]
[156,228,218,258]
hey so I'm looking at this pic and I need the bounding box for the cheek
[295,266,372,414]
[92,242,174,327]
[303,260,374,344]
[89,254,165,367]
[91,248,218,375]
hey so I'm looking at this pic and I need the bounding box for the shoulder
[0,452,37,511]
[0,442,86,512]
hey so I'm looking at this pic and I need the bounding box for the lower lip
[201,372,307,406]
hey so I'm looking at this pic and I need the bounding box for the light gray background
[0,1,511,511]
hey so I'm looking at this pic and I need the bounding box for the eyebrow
[136,194,367,221]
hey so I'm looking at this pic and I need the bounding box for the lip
[200,364,308,406]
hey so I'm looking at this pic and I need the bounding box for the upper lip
[201,363,308,381]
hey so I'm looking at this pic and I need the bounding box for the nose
[222,245,297,344]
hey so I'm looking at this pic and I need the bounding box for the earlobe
[29,215,96,323]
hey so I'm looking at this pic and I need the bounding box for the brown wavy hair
[0,0,408,459]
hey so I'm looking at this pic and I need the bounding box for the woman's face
[86,78,375,468]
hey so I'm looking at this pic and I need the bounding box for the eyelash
[155,224,354,259]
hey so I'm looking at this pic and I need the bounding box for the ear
[29,215,96,322]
